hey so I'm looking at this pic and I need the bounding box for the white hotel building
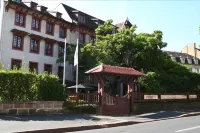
[0,0,132,82]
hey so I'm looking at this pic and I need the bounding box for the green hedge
[0,69,65,101]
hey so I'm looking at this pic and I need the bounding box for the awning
[67,84,94,89]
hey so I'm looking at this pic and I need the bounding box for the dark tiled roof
[85,64,145,76]
[8,0,71,25]
[62,3,104,29]
[196,48,200,51]
[115,19,132,30]
[164,51,200,65]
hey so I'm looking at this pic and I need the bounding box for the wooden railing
[103,93,116,105]
[67,93,100,105]
[123,93,129,99]
[134,92,200,102]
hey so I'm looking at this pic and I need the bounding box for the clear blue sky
[32,1,200,52]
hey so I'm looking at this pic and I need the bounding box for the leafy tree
[57,20,200,93]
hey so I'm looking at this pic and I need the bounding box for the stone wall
[132,100,200,115]
[0,101,64,115]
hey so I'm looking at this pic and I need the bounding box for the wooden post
[97,74,104,115]
[132,83,134,104]
[127,81,134,114]
[88,94,91,106]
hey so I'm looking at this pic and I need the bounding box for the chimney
[56,12,62,19]
[40,6,48,12]
[30,1,38,10]
[186,46,188,54]
[194,43,197,58]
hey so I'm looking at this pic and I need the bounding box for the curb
[16,112,200,133]
[16,121,141,133]
[138,112,200,123]
[178,112,200,118]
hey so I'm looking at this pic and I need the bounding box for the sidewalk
[0,110,200,133]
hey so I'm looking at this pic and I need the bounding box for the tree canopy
[58,19,200,93]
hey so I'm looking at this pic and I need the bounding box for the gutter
[0,0,8,61]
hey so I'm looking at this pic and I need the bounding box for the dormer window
[193,58,199,65]
[12,0,21,3]
[180,57,185,64]
[56,12,62,19]
[78,14,85,23]
[187,58,192,64]
[171,56,176,61]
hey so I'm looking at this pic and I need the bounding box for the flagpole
[63,38,67,85]
[76,38,79,93]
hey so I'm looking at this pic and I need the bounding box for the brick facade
[0,101,64,115]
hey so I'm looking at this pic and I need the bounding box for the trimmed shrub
[0,69,64,101]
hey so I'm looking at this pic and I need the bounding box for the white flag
[74,40,78,66]
[64,38,67,59]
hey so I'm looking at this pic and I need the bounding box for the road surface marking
[175,126,200,132]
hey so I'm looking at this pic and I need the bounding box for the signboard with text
[189,95,197,99]
[144,95,158,100]
[161,95,187,100]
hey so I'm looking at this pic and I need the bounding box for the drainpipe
[0,1,8,61]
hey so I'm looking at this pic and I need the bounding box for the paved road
[0,114,115,133]
[71,115,200,133]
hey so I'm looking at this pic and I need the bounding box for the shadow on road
[0,114,100,122]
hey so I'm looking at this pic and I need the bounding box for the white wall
[1,3,92,81]
[0,8,72,81]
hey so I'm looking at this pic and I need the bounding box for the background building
[181,43,200,59]
[165,51,200,73]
